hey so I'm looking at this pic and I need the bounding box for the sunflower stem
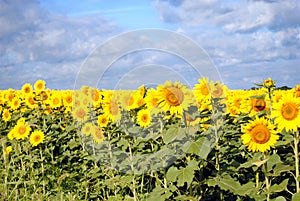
[294,130,300,193]
[40,147,46,197]
[263,153,270,201]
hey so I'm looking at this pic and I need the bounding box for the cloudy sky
[1,0,300,90]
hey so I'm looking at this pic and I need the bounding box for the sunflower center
[281,103,298,120]
[253,99,266,112]
[141,114,149,123]
[76,108,86,119]
[18,126,26,135]
[34,135,41,142]
[200,84,210,96]
[250,125,271,144]
[37,83,43,89]
[24,87,31,93]
[53,98,60,105]
[165,87,184,106]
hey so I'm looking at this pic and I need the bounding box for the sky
[1,0,300,90]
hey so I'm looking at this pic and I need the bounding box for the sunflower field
[1,78,300,201]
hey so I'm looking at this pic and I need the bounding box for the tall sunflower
[34,80,46,94]
[241,117,278,152]
[30,130,45,147]
[22,83,33,95]
[157,81,191,116]
[272,93,300,132]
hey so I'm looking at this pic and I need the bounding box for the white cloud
[0,0,119,89]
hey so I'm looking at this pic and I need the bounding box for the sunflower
[241,117,278,152]
[62,90,73,107]
[263,77,275,89]
[4,146,13,155]
[30,130,45,147]
[72,106,88,121]
[48,92,62,109]
[2,109,11,122]
[294,84,300,98]
[34,80,46,94]
[22,83,33,95]
[97,114,109,127]
[211,81,227,99]
[9,96,21,110]
[81,122,93,136]
[14,120,31,140]
[25,94,37,109]
[102,94,122,122]
[137,109,151,128]
[272,94,300,132]
[193,77,213,100]
[91,126,104,144]
[157,81,191,116]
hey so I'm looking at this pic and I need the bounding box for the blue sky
[1,0,300,90]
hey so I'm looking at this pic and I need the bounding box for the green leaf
[177,165,195,187]
[267,154,281,172]
[274,196,286,201]
[272,163,293,176]
[166,166,178,183]
[292,192,300,201]
[269,179,289,193]
[183,137,211,159]
[162,125,179,144]
[68,139,77,149]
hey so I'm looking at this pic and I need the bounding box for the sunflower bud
[263,78,276,89]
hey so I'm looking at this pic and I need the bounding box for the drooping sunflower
[22,83,33,95]
[137,109,151,128]
[34,80,46,94]
[157,81,191,116]
[25,94,37,109]
[91,125,104,144]
[30,130,45,147]
[272,94,300,132]
[4,146,13,156]
[211,81,227,99]
[241,117,278,152]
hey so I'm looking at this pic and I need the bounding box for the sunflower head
[137,109,152,128]
[263,77,276,89]
[241,117,278,152]
[157,81,190,116]
[22,83,33,95]
[30,130,45,147]
[272,93,300,132]
[91,126,104,144]
[34,80,46,94]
